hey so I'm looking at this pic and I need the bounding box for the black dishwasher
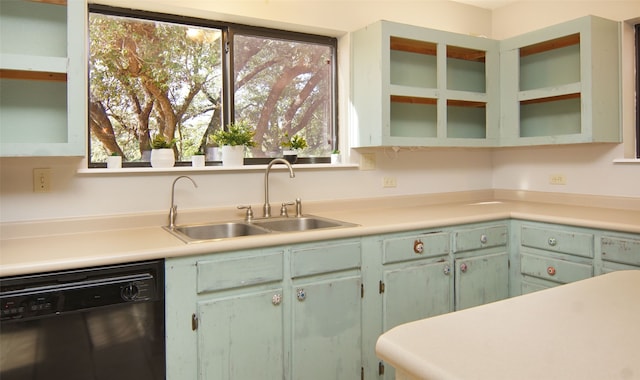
[0,260,165,380]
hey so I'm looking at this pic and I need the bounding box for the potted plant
[210,121,256,166]
[150,134,176,168]
[281,133,307,164]
[191,149,205,167]
[331,149,341,164]
[106,152,122,169]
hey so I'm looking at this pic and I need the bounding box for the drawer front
[292,242,361,277]
[521,225,594,258]
[454,224,508,253]
[383,232,449,264]
[601,236,640,266]
[520,253,593,284]
[197,252,284,293]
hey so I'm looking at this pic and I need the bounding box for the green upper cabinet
[0,0,86,156]
[350,16,621,148]
[499,15,620,146]
[351,20,501,148]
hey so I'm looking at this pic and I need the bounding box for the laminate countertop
[376,270,640,380]
[1,190,639,277]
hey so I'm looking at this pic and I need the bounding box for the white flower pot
[191,155,205,167]
[221,145,245,166]
[106,155,122,169]
[283,149,298,164]
[206,146,220,161]
[150,149,175,168]
[331,153,341,164]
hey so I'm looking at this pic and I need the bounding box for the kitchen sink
[252,216,358,232]
[164,216,357,243]
[164,222,271,243]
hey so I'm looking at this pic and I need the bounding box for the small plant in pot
[150,134,176,168]
[106,151,122,169]
[210,121,256,166]
[191,149,206,167]
[281,133,307,164]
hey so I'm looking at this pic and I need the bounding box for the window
[88,6,337,167]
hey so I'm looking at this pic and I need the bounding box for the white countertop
[376,270,640,380]
[1,190,639,277]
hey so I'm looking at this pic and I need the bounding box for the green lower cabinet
[455,251,509,310]
[197,288,284,379]
[291,275,362,379]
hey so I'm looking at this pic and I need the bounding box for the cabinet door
[291,276,362,380]
[197,289,284,380]
[383,260,452,331]
[455,252,509,310]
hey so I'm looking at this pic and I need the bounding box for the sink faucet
[169,175,198,229]
[263,158,295,218]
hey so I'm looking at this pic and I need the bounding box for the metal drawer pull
[547,266,556,276]
[548,237,557,246]
[413,240,424,254]
[460,263,468,273]
[296,288,306,301]
[272,293,282,306]
[480,234,488,244]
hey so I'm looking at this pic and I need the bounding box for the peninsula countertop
[1,190,639,277]
[376,270,640,380]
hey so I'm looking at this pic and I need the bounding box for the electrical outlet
[383,177,397,188]
[33,168,51,193]
[360,153,376,170]
[549,174,567,185]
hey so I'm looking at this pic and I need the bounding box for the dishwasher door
[0,260,165,380]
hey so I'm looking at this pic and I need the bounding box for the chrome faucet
[169,175,198,229]
[263,158,295,218]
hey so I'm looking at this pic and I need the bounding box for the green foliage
[150,134,176,149]
[211,121,257,147]
[281,133,308,150]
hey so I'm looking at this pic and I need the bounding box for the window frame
[635,23,639,158]
[87,5,338,168]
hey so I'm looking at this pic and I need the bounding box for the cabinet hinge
[191,313,198,331]
[361,283,364,298]
[379,280,385,294]
[361,366,364,380]
[378,362,385,375]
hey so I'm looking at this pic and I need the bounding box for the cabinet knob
[547,266,556,276]
[272,293,282,306]
[296,288,306,301]
[413,240,424,254]
[480,234,488,244]
[548,237,557,246]
[460,262,468,273]
[443,265,451,275]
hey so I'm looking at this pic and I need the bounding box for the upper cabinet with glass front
[0,0,86,156]
[499,15,620,146]
[351,20,500,148]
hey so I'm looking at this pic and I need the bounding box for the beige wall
[0,0,637,223]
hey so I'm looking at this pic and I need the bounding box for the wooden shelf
[391,95,437,105]
[28,0,66,5]
[520,33,580,57]
[520,92,580,106]
[447,99,486,108]
[447,45,486,62]
[0,69,67,82]
[390,37,437,56]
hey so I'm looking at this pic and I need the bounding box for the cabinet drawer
[197,252,284,293]
[520,253,592,284]
[291,242,361,277]
[521,225,593,258]
[383,232,449,264]
[454,224,508,253]
[601,236,640,266]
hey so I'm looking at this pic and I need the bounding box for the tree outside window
[88,7,336,166]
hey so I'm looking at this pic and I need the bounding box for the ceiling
[451,0,520,9]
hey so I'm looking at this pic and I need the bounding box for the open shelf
[519,34,580,92]
[520,96,581,138]
[447,102,486,139]
[390,96,437,138]
[0,69,67,82]
[390,37,437,89]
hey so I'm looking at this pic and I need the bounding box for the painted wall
[0,0,637,223]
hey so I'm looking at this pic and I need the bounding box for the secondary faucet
[263,158,295,218]
[169,175,198,229]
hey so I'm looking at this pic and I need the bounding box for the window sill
[77,163,359,175]
[613,158,640,164]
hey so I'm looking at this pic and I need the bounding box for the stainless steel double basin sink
[164,215,358,243]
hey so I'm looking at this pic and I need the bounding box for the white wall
[0,0,637,223]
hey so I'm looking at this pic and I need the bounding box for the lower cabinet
[165,239,362,380]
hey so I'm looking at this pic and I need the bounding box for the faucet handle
[280,202,295,217]
[237,205,254,221]
[295,198,303,218]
